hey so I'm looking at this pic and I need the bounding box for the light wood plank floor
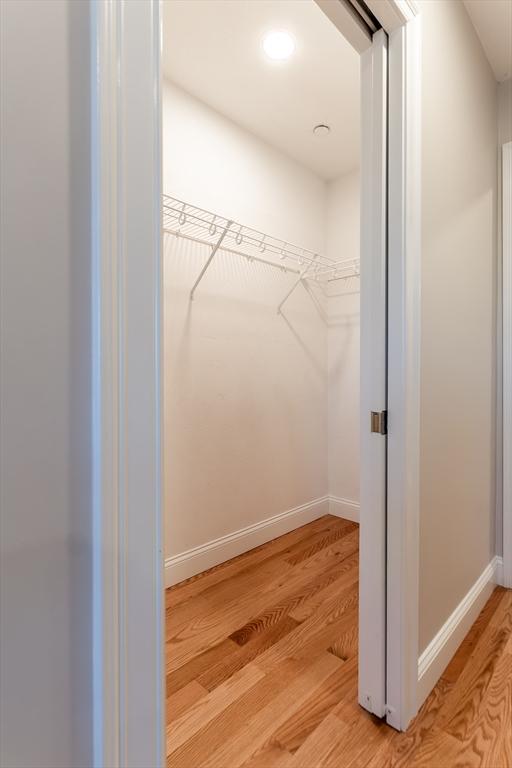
[166,514,512,767]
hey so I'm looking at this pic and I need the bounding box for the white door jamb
[91,1,164,766]
[502,141,512,589]
[386,11,422,730]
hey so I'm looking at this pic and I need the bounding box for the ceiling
[463,0,512,82]
[162,0,360,180]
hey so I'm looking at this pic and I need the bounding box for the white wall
[419,0,498,654]
[326,170,360,508]
[163,81,326,251]
[163,81,329,562]
[0,1,92,766]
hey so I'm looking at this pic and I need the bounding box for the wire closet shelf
[162,194,360,310]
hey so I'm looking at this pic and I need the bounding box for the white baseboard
[328,496,360,523]
[165,495,329,587]
[417,555,501,707]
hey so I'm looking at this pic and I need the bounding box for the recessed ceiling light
[262,30,295,61]
[313,124,331,136]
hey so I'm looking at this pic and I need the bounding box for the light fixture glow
[262,30,295,61]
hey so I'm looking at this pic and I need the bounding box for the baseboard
[165,495,329,587]
[328,496,360,523]
[417,555,501,707]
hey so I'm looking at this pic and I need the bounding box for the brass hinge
[371,410,387,435]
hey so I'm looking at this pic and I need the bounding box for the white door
[358,28,388,719]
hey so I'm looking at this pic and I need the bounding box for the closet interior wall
[326,170,361,517]
[163,79,360,584]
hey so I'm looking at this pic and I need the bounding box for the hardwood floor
[166,514,512,767]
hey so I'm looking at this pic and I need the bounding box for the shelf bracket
[277,258,316,314]
[190,221,233,300]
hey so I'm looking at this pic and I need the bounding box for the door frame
[385,13,422,729]
[90,0,421,764]
[502,141,512,589]
[91,2,163,766]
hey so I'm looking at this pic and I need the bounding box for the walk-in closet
[164,1,363,762]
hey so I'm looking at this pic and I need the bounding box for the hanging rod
[162,194,360,307]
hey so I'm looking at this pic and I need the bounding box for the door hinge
[371,410,387,435]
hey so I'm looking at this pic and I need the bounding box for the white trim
[386,12,422,731]
[502,142,512,589]
[366,0,419,32]
[91,1,164,767]
[328,496,360,522]
[165,497,329,587]
[91,2,120,762]
[417,557,501,707]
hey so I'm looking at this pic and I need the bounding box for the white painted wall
[163,81,326,251]
[326,171,361,508]
[418,0,498,654]
[0,1,92,766]
[163,81,329,562]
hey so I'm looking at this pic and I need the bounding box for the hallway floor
[166,515,512,767]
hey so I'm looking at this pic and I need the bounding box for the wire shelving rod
[162,194,360,307]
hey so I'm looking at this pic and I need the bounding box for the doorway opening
[162,1,382,763]
[90,0,422,761]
